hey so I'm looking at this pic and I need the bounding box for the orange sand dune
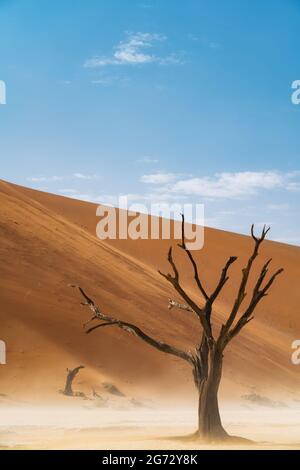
[0,179,300,405]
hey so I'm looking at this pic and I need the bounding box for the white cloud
[138,170,300,200]
[158,53,184,65]
[91,71,130,86]
[27,173,100,183]
[26,176,64,182]
[73,173,100,180]
[56,189,188,207]
[286,182,300,192]
[169,171,287,199]
[115,32,164,64]
[140,172,179,184]
[91,78,114,86]
[84,32,182,68]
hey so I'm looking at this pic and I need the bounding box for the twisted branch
[178,214,209,301]
[70,285,194,365]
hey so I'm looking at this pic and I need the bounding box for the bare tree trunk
[195,348,228,441]
[64,371,74,396]
[63,365,84,397]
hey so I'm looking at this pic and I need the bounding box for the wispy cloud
[27,173,100,183]
[84,32,183,68]
[73,173,100,180]
[140,172,179,184]
[91,72,130,86]
[139,170,300,199]
[65,190,188,207]
[26,176,64,183]
[91,78,115,86]
[167,171,300,199]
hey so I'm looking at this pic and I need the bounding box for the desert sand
[0,179,300,449]
[1,405,300,450]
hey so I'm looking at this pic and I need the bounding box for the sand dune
[1,179,300,406]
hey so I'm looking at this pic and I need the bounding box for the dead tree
[71,220,283,441]
[63,365,84,396]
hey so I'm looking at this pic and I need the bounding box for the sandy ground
[0,405,300,450]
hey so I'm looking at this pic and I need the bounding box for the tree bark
[195,347,228,441]
[63,366,84,396]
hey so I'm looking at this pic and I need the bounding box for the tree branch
[158,248,214,342]
[178,213,209,301]
[209,256,238,303]
[226,266,284,342]
[218,225,272,342]
[158,248,204,318]
[71,285,194,366]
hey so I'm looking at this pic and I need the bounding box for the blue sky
[1,0,300,244]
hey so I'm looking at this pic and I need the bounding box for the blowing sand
[1,404,300,450]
